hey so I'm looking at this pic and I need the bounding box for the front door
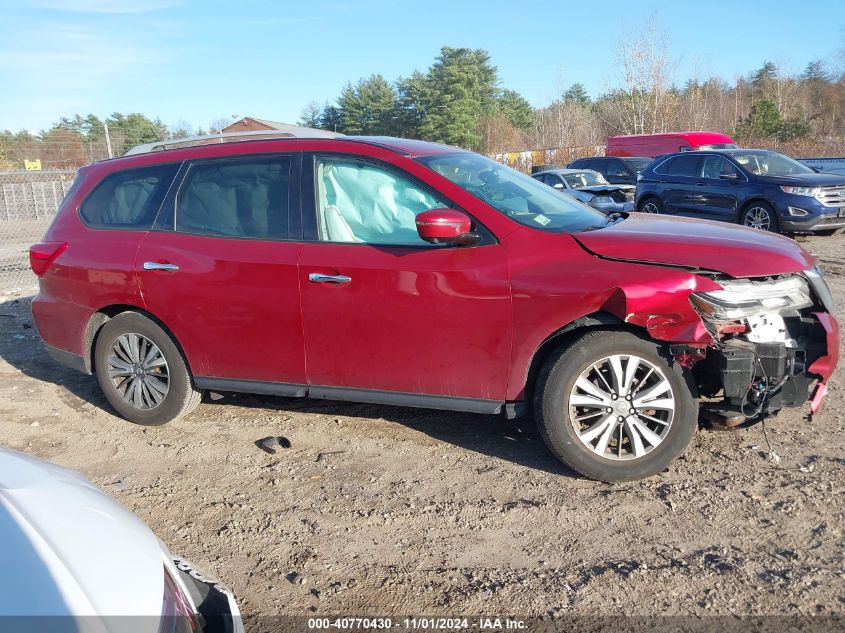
[137,153,306,389]
[298,154,512,411]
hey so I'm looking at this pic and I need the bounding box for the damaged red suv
[30,135,839,481]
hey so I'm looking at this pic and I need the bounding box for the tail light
[159,563,199,633]
[29,241,68,277]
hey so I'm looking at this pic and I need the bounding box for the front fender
[505,229,722,401]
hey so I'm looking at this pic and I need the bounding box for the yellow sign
[24,159,42,171]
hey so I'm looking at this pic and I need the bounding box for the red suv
[30,135,839,481]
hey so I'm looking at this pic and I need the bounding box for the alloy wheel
[744,206,771,230]
[568,354,675,460]
[641,201,660,214]
[106,333,170,410]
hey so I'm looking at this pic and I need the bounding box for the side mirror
[719,172,739,181]
[415,208,480,246]
[552,182,564,189]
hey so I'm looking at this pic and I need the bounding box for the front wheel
[94,311,201,425]
[533,330,698,482]
[740,202,780,232]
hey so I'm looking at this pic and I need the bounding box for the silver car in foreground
[0,448,242,633]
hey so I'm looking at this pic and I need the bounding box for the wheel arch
[519,311,649,412]
[737,197,775,222]
[83,304,192,376]
[636,194,660,212]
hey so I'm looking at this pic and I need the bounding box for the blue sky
[1,0,843,133]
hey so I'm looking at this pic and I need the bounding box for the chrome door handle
[143,262,179,271]
[308,273,351,284]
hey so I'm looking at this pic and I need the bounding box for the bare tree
[208,117,233,134]
[598,16,676,134]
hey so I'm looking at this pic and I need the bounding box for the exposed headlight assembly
[804,266,835,313]
[590,196,614,205]
[690,275,813,321]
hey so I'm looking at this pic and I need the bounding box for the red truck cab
[606,131,737,158]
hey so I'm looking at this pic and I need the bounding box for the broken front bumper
[693,311,839,420]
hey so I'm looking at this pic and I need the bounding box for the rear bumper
[45,344,89,374]
[32,292,93,373]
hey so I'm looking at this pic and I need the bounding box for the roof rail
[123,128,344,156]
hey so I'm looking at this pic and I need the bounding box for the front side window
[80,164,178,229]
[176,157,291,239]
[315,156,447,245]
[731,152,814,177]
[605,160,629,178]
[418,152,605,233]
[700,156,739,180]
[623,158,651,174]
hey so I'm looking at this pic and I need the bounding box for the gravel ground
[0,234,843,626]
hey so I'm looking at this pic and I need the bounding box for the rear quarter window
[80,163,178,229]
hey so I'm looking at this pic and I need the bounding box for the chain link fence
[0,170,77,294]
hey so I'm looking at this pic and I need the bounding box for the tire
[740,202,780,233]
[533,330,698,482]
[93,311,201,425]
[638,197,663,214]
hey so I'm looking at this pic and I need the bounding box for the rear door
[659,154,702,215]
[136,153,306,390]
[297,153,512,410]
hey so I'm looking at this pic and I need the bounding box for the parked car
[567,156,652,185]
[0,448,242,632]
[606,131,738,158]
[30,134,839,481]
[799,157,845,176]
[635,149,845,233]
[531,168,634,214]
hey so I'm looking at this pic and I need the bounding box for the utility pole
[104,122,114,158]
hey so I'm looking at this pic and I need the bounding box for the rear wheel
[638,197,663,214]
[94,312,201,425]
[533,330,698,482]
[740,202,779,233]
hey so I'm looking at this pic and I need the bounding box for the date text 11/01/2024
[307,617,528,630]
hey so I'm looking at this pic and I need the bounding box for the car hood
[573,214,814,277]
[576,184,635,195]
[754,172,845,187]
[0,449,164,622]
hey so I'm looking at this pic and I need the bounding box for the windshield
[624,159,651,174]
[417,153,606,233]
[731,152,814,176]
[563,171,609,188]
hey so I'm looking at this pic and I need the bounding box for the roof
[533,168,599,175]
[100,136,463,172]
[344,136,464,157]
[607,131,735,143]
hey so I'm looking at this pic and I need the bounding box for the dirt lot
[0,234,843,626]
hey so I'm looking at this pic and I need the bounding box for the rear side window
[663,155,700,177]
[175,156,292,239]
[80,164,177,229]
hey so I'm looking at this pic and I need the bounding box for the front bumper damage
[683,273,839,425]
